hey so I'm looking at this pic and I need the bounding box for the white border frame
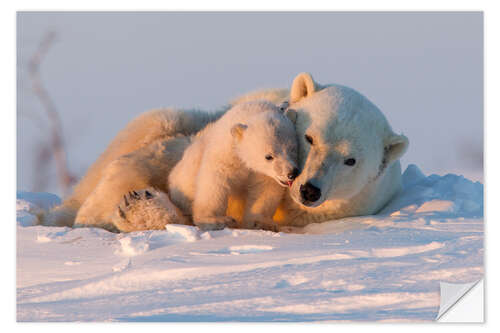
[3,1,496,331]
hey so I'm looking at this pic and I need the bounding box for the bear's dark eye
[265,154,274,161]
[344,158,356,166]
[305,134,314,145]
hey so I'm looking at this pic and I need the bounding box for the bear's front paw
[117,189,155,221]
[194,216,237,231]
[115,188,187,232]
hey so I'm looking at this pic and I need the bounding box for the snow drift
[16,164,483,322]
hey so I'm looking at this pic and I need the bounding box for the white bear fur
[275,73,409,226]
[168,101,298,231]
[40,108,225,231]
[40,72,408,232]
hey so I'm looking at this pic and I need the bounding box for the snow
[16,191,60,227]
[16,164,483,322]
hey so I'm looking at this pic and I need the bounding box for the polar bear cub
[168,101,299,231]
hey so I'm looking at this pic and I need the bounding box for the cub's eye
[265,154,274,161]
[305,134,314,145]
[344,158,356,166]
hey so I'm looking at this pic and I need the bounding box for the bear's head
[287,73,409,207]
[231,102,300,187]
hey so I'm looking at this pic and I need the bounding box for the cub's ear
[284,108,297,124]
[384,133,409,165]
[231,123,248,141]
[290,72,318,103]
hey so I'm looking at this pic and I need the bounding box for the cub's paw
[243,218,279,232]
[277,225,304,234]
[115,188,188,232]
[194,216,238,231]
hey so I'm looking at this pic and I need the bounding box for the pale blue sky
[17,12,483,195]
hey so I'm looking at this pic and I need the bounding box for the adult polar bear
[41,73,409,231]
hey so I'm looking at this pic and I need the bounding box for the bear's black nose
[288,168,300,180]
[300,182,321,202]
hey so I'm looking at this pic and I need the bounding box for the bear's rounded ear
[285,108,297,124]
[231,123,248,141]
[384,133,409,165]
[290,72,318,103]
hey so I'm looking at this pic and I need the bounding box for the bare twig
[28,30,76,195]
[32,143,51,191]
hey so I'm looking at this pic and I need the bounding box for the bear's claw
[118,206,126,219]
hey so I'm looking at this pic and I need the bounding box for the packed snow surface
[16,165,483,322]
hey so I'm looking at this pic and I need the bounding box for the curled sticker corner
[436,279,482,321]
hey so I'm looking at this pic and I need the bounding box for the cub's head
[287,73,409,207]
[231,104,299,187]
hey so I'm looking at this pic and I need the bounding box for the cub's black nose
[288,168,300,180]
[300,182,321,202]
